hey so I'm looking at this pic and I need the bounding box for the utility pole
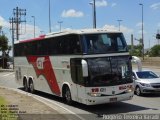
[9,18,15,69]
[131,34,134,55]
[9,7,26,69]
[12,7,26,41]
[31,16,36,38]
[139,3,144,60]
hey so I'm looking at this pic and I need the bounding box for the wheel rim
[136,87,141,95]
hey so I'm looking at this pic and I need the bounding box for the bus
[14,29,134,105]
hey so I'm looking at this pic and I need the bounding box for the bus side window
[70,36,80,54]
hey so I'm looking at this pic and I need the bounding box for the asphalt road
[0,68,160,120]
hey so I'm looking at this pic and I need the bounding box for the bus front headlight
[88,93,102,97]
[125,87,134,93]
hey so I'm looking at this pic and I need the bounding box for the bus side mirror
[132,76,137,80]
[81,59,88,77]
[132,76,135,80]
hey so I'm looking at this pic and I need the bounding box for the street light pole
[49,0,51,33]
[139,3,144,60]
[89,0,96,29]
[89,2,94,28]
[31,16,35,38]
[93,0,96,28]
[58,21,63,31]
[117,20,122,31]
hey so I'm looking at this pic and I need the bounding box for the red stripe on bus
[20,35,46,43]
[27,56,61,96]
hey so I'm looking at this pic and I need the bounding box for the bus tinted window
[14,34,82,56]
[87,56,132,87]
[82,33,128,54]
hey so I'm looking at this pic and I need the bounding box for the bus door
[70,59,86,103]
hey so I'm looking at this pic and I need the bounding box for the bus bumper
[85,92,134,105]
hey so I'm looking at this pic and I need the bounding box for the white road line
[3,73,14,77]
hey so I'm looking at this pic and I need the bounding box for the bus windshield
[86,56,132,87]
[82,33,128,54]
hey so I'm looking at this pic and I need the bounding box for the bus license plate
[110,97,117,102]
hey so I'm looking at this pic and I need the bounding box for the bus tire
[65,86,72,105]
[29,79,35,94]
[24,79,28,92]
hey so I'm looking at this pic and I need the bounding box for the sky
[0,0,160,50]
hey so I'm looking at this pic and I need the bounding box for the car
[132,70,160,96]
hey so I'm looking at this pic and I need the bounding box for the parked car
[132,70,160,96]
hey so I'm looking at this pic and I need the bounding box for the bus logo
[36,57,45,69]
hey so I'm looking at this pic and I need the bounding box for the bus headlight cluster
[125,87,134,93]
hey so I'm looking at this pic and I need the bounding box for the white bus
[14,29,134,105]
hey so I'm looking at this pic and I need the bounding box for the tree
[0,35,9,68]
[0,35,8,51]
[149,45,160,57]
[128,45,143,57]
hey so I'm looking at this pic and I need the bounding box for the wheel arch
[62,82,71,97]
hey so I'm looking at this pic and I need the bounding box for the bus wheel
[24,80,28,92]
[29,80,35,94]
[65,87,72,105]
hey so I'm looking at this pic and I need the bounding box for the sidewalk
[0,87,68,120]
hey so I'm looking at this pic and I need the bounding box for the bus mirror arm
[81,59,88,77]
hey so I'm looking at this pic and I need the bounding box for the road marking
[3,73,14,77]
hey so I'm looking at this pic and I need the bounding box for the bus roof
[45,29,121,38]
[15,29,121,44]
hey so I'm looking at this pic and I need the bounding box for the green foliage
[149,45,160,57]
[128,45,142,57]
[0,35,10,68]
[0,35,9,52]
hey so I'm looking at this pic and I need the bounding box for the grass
[0,96,6,105]
[0,96,18,120]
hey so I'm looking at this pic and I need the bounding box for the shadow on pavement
[18,87,151,118]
